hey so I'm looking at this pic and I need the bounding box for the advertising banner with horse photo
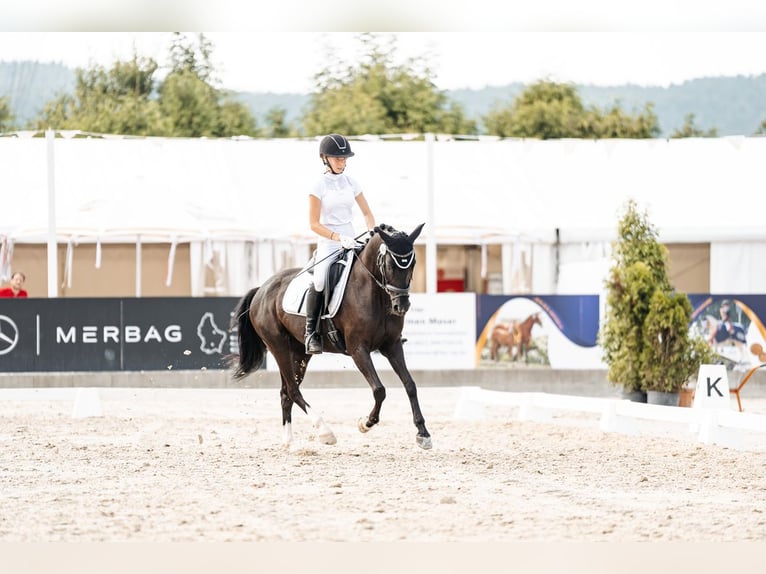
[475,294,602,369]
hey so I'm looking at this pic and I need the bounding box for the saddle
[282,248,356,319]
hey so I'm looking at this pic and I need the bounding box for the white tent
[2,133,765,295]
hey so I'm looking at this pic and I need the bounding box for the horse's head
[366,223,424,316]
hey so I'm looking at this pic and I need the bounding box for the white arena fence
[0,387,103,418]
[4,366,765,451]
[453,365,766,451]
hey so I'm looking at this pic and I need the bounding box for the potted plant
[641,290,715,405]
[599,199,670,401]
[598,199,712,404]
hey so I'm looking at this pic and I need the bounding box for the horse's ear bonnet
[374,223,424,255]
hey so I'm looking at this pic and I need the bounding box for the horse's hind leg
[276,346,336,446]
[280,382,295,447]
[305,397,337,446]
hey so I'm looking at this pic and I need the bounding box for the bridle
[354,239,415,306]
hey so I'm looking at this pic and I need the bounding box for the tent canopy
[2,134,765,245]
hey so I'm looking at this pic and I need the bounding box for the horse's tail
[228,287,267,380]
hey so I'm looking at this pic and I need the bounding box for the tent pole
[425,133,437,294]
[136,235,142,297]
[502,243,513,294]
[46,129,58,297]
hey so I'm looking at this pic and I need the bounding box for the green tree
[36,54,163,135]
[0,96,15,131]
[158,33,257,137]
[262,107,293,138]
[600,200,669,395]
[158,70,220,137]
[599,199,712,397]
[483,80,660,139]
[484,81,586,139]
[439,101,477,137]
[35,33,257,138]
[670,113,718,138]
[219,98,260,136]
[303,33,476,136]
[641,291,713,393]
[168,32,217,85]
[584,102,660,139]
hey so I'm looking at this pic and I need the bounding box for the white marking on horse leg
[307,406,336,445]
[282,422,293,448]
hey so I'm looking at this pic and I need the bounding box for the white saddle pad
[282,249,355,318]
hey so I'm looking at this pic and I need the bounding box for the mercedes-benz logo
[0,315,19,355]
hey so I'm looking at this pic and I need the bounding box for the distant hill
[442,75,766,136]
[3,60,766,136]
[581,76,766,137]
[233,91,311,132]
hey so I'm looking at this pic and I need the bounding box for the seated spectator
[0,271,28,298]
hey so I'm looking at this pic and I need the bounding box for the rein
[293,230,372,279]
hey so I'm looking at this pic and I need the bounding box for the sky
[3,3,766,94]
[3,31,766,94]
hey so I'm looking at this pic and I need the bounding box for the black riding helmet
[320,134,354,174]
[319,134,355,158]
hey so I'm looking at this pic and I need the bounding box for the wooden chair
[730,363,766,412]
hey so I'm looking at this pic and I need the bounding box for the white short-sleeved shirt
[310,172,362,229]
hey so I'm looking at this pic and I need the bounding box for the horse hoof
[318,432,337,445]
[358,417,370,433]
[417,435,432,450]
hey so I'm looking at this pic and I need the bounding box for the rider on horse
[306,134,375,354]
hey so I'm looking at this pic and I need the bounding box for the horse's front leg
[380,341,432,450]
[349,348,387,434]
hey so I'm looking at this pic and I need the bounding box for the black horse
[229,223,432,450]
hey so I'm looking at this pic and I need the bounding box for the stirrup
[305,333,323,354]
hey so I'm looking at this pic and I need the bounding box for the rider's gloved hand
[339,235,356,250]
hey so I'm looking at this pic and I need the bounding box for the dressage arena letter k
[693,364,731,411]
[707,377,724,398]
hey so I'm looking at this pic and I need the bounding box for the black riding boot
[304,286,323,354]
